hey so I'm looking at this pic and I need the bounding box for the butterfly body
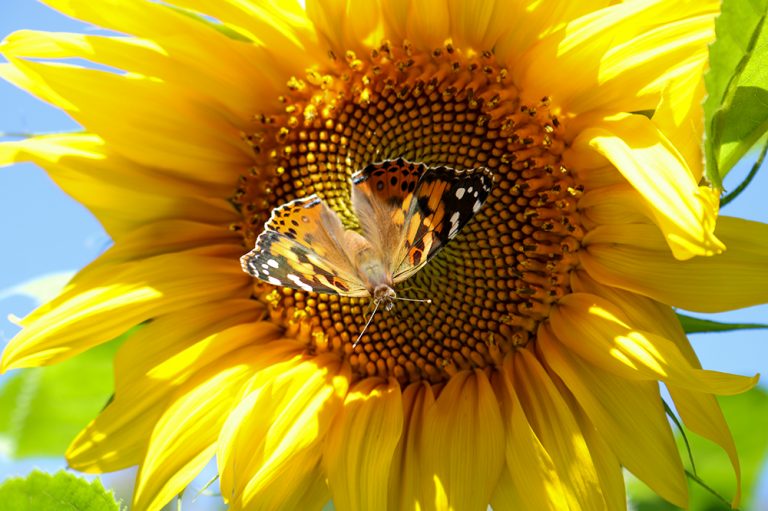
[372,284,397,312]
[241,158,493,314]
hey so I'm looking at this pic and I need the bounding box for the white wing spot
[473,200,482,212]
[467,186,474,193]
[267,259,279,268]
[455,187,466,199]
[287,274,314,292]
[261,263,269,269]
[449,211,460,235]
[267,276,282,286]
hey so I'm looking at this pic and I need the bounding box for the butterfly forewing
[350,158,427,261]
[240,195,368,296]
[393,165,493,282]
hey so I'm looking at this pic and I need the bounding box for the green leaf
[628,387,768,510]
[0,470,121,511]
[677,312,768,334]
[704,0,768,189]
[0,338,121,458]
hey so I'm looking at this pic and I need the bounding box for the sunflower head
[231,38,582,386]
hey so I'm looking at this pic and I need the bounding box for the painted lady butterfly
[241,158,493,341]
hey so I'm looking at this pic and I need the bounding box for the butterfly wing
[392,165,493,282]
[241,195,369,296]
[350,158,427,261]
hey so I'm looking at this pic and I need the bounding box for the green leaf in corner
[704,0,768,189]
[0,470,121,511]
[677,312,768,334]
[0,336,122,458]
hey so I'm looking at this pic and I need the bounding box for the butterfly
[240,158,493,342]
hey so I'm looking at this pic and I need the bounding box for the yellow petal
[567,15,713,114]
[133,344,270,511]
[1,29,162,61]
[161,0,322,68]
[578,183,651,227]
[380,0,409,42]
[0,58,253,180]
[1,251,250,370]
[652,57,707,181]
[511,350,606,510]
[0,132,236,200]
[218,354,347,510]
[66,317,280,471]
[305,0,347,51]
[67,391,160,472]
[539,325,687,506]
[405,0,450,50]
[87,221,239,262]
[0,134,239,237]
[112,307,272,396]
[668,386,742,507]
[569,113,723,259]
[420,370,505,511]
[446,0,509,51]
[570,269,744,507]
[266,468,331,511]
[323,377,403,511]
[488,468,521,510]
[550,293,758,394]
[0,29,269,119]
[570,269,688,347]
[571,408,627,511]
[40,0,289,98]
[491,360,568,510]
[387,382,434,510]
[581,218,768,312]
[240,354,349,509]
[495,0,611,68]
[306,0,383,55]
[217,350,336,509]
[518,0,717,111]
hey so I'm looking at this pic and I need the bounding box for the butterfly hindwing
[393,165,493,281]
[241,195,369,297]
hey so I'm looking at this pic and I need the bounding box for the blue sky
[1,0,767,506]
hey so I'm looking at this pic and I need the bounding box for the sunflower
[1,0,766,509]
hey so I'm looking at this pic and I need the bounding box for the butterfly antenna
[354,300,381,347]
[394,296,432,304]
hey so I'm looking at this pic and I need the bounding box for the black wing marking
[393,165,493,282]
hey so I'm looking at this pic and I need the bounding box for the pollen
[232,41,584,385]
